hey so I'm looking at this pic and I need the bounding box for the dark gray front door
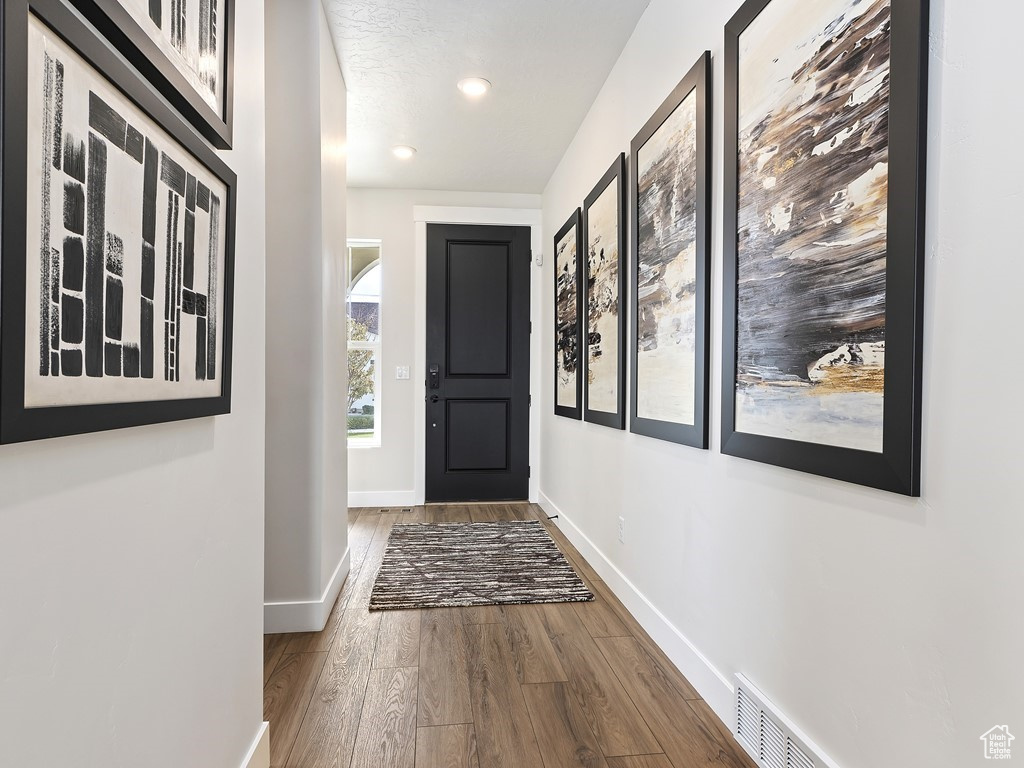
[425,224,531,502]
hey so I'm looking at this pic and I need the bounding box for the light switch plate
[396,366,410,380]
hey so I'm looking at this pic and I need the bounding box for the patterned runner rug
[369,521,594,610]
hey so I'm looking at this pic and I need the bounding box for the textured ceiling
[325,0,650,193]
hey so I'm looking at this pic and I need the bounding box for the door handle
[429,394,440,404]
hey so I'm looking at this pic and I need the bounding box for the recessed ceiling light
[392,145,417,160]
[457,77,491,98]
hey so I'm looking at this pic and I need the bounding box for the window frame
[347,240,382,448]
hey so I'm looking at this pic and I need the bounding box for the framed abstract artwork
[583,154,627,430]
[71,0,234,148]
[1,0,237,444]
[722,0,928,494]
[630,51,711,449]
[554,208,583,420]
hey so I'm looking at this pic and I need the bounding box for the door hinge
[529,395,532,406]
[528,466,531,478]
[529,321,533,334]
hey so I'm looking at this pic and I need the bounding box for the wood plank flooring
[263,504,755,768]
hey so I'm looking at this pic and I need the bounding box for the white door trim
[412,206,543,506]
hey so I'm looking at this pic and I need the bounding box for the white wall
[317,6,349,600]
[264,0,349,633]
[347,189,541,506]
[0,1,268,766]
[540,1,1024,767]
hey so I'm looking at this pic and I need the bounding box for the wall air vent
[735,674,840,768]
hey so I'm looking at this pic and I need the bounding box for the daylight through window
[347,240,382,446]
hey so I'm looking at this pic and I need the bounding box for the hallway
[262,505,756,768]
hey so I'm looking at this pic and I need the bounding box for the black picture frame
[1,0,237,444]
[722,0,928,495]
[71,0,235,149]
[553,207,583,420]
[582,153,627,430]
[629,51,711,449]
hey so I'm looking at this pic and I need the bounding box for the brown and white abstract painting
[555,217,579,411]
[636,89,698,427]
[735,0,891,452]
[585,179,621,416]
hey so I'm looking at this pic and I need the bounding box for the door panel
[426,224,531,502]
[446,400,509,471]
[447,243,510,376]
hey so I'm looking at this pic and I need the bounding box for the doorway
[424,223,532,502]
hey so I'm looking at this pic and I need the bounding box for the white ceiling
[324,0,650,193]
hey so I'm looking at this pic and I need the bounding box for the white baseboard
[240,722,270,768]
[264,547,351,633]
[539,492,735,724]
[348,490,417,508]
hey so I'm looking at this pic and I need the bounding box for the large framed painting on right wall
[583,154,627,430]
[630,52,711,449]
[722,0,928,495]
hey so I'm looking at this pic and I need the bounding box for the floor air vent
[735,675,838,768]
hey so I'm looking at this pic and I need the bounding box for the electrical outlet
[617,516,625,543]
[396,365,410,380]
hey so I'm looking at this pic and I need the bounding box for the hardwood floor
[263,504,756,768]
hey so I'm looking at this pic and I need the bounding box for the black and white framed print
[630,52,711,449]
[71,0,234,148]
[583,154,627,430]
[722,0,928,495]
[1,0,237,444]
[554,208,583,420]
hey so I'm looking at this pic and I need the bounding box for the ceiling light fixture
[391,144,417,160]
[457,77,491,98]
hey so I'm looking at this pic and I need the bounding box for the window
[347,240,382,446]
